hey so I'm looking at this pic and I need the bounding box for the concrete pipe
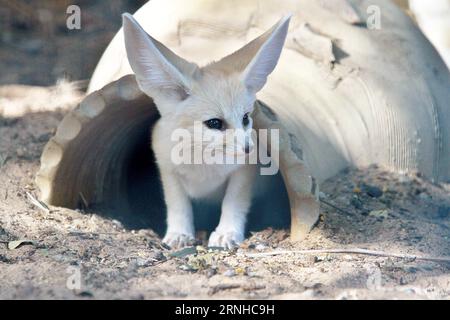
[37,0,450,241]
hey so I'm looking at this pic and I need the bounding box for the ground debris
[0,112,449,299]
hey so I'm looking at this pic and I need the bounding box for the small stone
[76,290,94,298]
[235,267,246,275]
[111,219,123,229]
[135,257,152,267]
[418,192,431,201]
[298,289,315,299]
[405,266,418,273]
[150,250,166,262]
[223,269,236,277]
[179,264,196,272]
[363,184,383,198]
[206,268,217,277]
[350,196,363,209]
[369,209,389,219]
[16,148,25,158]
[196,245,207,253]
[255,244,267,251]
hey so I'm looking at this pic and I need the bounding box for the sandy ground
[1,0,448,300]
[0,85,449,300]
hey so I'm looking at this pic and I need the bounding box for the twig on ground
[208,283,266,295]
[320,198,353,215]
[246,248,450,264]
[209,284,241,295]
[26,191,50,213]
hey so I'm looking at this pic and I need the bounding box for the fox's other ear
[242,15,290,93]
[122,13,198,103]
[210,15,290,94]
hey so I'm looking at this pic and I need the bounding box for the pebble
[350,196,363,209]
[135,258,152,267]
[255,244,267,251]
[298,289,315,299]
[223,269,236,277]
[16,148,25,158]
[369,209,389,219]
[206,268,217,277]
[418,192,431,201]
[363,184,383,198]
[150,250,166,262]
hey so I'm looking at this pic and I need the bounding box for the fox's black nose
[244,144,253,154]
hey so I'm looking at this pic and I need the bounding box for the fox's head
[122,13,290,160]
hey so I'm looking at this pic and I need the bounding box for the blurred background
[0,0,146,87]
[0,0,449,88]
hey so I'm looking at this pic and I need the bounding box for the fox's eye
[243,113,250,126]
[204,118,223,130]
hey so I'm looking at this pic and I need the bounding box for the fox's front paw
[208,230,244,250]
[163,232,195,249]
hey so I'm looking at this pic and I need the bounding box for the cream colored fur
[122,13,290,249]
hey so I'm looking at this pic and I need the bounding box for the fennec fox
[122,13,290,249]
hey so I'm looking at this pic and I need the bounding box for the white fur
[122,13,290,249]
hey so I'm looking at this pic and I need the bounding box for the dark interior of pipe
[94,115,291,237]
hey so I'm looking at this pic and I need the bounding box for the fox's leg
[208,165,256,249]
[160,169,195,248]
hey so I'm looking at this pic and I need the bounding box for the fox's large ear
[241,16,290,93]
[210,15,291,94]
[122,13,198,102]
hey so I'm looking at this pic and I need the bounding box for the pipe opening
[104,120,291,236]
[40,85,291,236]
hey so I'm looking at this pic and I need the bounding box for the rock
[255,244,267,251]
[223,269,236,277]
[369,209,389,219]
[350,196,363,209]
[206,268,217,277]
[311,256,322,263]
[135,257,152,267]
[16,148,25,158]
[362,184,383,198]
[179,264,196,272]
[353,187,361,193]
[150,250,166,262]
[418,192,431,201]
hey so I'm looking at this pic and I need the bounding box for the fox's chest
[174,163,241,199]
